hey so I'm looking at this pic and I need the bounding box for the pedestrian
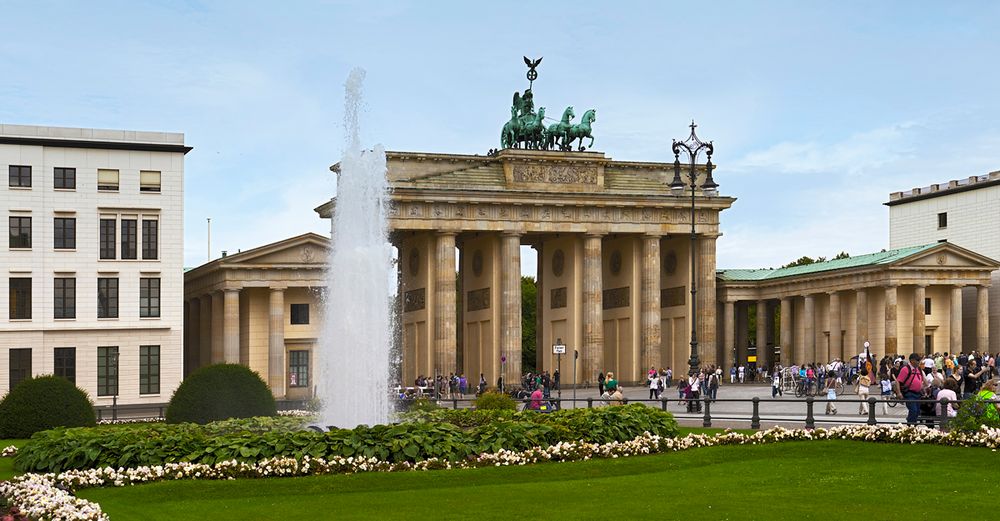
[936,377,959,418]
[611,386,625,405]
[856,372,871,415]
[665,367,673,388]
[824,373,838,415]
[648,373,659,400]
[708,370,719,401]
[553,369,560,391]
[771,367,783,398]
[738,365,745,384]
[598,372,606,395]
[895,353,925,424]
[605,372,618,393]
[879,372,893,415]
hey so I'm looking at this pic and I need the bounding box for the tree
[781,256,821,269]
[833,251,850,260]
[521,276,537,373]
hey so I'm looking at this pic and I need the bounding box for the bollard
[587,397,593,409]
[751,397,761,430]
[661,398,668,411]
[452,399,458,410]
[702,395,712,428]
[805,396,815,429]
[623,398,629,405]
[867,398,877,426]
[112,396,118,422]
[938,397,949,431]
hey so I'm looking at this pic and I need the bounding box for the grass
[79,440,1000,520]
[0,439,29,481]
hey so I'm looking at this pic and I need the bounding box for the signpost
[572,349,579,408]
[500,355,507,393]
[553,338,566,399]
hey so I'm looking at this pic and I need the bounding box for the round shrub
[166,364,276,424]
[0,375,96,438]
[474,391,517,411]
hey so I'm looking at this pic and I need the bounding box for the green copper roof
[717,243,940,282]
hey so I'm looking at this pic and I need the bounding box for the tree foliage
[521,276,537,372]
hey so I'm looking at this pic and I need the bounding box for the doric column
[697,236,718,366]
[913,284,926,355]
[499,232,522,385]
[780,297,793,364]
[534,244,543,373]
[828,291,841,362]
[199,295,212,367]
[434,232,458,376]
[640,234,662,371]
[756,300,768,370]
[950,285,963,355]
[978,286,990,353]
[211,291,224,364]
[884,285,898,356]
[855,288,868,352]
[223,288,241,364]
[187,299,200,375]
[803,294,816,363]
[722,299,735,371]
[582,233,604,384]
[268,287,286,398]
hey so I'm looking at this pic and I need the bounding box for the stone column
[640,234,662,371]
[223,288,241,364]
[697,236,718,366]
[913,284,926,355]
[950,285,963,355]
[855,289,868,352]
[499,232,522,385]
[434,232,458,376]
[803,294,816,363]
[756,300,768,370]
[534,244,544,373]
[885,285,898,356]
[211,291,224,364]
[978,285,990,353]
[582,233,604,384]
[722,299,735,371]
[780,297,793,364]
[268,288,286,398]
[199,295,212,367]
[187,299,200,375]
[828,291,841,362]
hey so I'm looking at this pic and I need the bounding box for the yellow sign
[747,356,757,362]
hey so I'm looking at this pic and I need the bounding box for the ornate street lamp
[669,121,717,376]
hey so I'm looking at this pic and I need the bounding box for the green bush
[405,398,440,412]
[474,391,517,411]
[165,364,276,424]
[949,395,1000,432]
[0,375,96,438]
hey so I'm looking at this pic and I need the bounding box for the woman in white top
[648,374,660,399]
[936,378,960,417]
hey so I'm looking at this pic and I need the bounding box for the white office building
[1,124,189,408]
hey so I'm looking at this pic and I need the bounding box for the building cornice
[0,136,192,154]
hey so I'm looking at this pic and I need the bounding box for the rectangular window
[9,216,31,248]
[937,212,947,229]
[54,217,76,249]
[54,347,76,384]
[139,345,160,394]
[8,165,31,188]
[139,170,161,192]
[97,169,119,191]
[98,277,119,318]
[121,219,137,259]
[142,219,158,260]
[290,304,309,325]
[140,277,160,318]
[9,278,31,319]
[54,167,76,189]
[925,297,932,315]
[53,277,76,319]
[289,350,309,387]
[9,348,31,389]
[99,219,116,259]
[97,346,119,396]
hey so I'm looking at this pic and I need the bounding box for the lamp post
[669,121,718,377]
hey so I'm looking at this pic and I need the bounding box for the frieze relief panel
[467,287,491,312]
[512,164,598,184]
[550,287,567,309]
[661,286,685,308]
[404,288,426,312]
[386,201,719,226]
[602,286,630,310]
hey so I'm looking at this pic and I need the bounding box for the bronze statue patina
[499,57,597,152]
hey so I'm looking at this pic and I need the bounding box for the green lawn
[80,440,1000,520]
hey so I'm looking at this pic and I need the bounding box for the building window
[121,219,137,259]
[9,348,31,389]
[9,278,31,319]
[97,169,119,191]
[54,167,76,189]
[8,165,31,188]
[290,304,309,325]
[9,216,31,248]
[54,347,76,384]
[289,350,309,387]
[99,219,116,259]
[924,334,933,355]
[54,277,76,319]
[97,346,119,397]
[140,277,160,318]
[140,170,161,193]
[54,217,76,249]
[937,212,947,229]
[140,345,160,394]
[98,277,119,318]
[142,219,158,260]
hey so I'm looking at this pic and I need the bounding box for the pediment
[222,233,330,267]
[895,243,1000,270]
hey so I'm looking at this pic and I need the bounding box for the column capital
[584,231,606,239]
[270,286,287,293]
[500,230,523,238]
[642,232,662,240]
[827,290,839,296]
[223,286,242,294]
[952,284,966,289]
[913,283,929,288]
[435,230,458,238]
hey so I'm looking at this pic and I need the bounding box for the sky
[3,1,999,275]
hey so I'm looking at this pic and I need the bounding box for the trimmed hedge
[0,375,96,438]
[473,391,517,411]
[16,405,678,473]
[166,364,276,424]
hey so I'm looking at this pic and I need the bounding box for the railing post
[623,398,629,405]
[702,395,712,428]
[751,397,761,430]
[867,398,877,426]
[805,396,815,429]
[587,397,593,409]
[112,396,118,422]
[452,398,458,410]
[661,398,668,411]
[938,397,949,431]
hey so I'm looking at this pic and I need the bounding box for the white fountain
[317,68,393,428]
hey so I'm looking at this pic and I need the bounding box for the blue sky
[3,1,999,274]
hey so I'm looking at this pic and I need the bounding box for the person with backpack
[895,353,925,424]
[708,370,720,401]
